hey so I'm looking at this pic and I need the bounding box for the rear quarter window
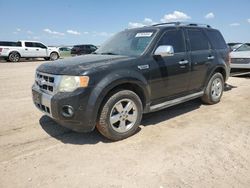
[206,30,227,50]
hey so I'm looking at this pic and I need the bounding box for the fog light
[62,105,74,118]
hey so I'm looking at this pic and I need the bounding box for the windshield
[95,29,156,56]
[231,44,243,51]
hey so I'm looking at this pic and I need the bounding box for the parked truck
[0,40,60,62]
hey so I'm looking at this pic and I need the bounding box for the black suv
[71,44,97,56]
[32,22,230,140]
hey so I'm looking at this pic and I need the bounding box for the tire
[97,90,143,141]
[201,72,224,104]
[49,52,59,61]
[8,52,20,62]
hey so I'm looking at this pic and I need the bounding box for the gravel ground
[0,60,250,188]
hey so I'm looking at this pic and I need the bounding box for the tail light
[0,48,2,52]
[226,51,231,65]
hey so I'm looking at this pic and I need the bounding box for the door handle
[207,56,214,60]
[25,48,28,51]
[36,49,39,51]
[138,65,149,70]
[178,60,189,65]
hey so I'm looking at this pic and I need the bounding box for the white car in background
[0,40,60,62]
[229,43,250,75]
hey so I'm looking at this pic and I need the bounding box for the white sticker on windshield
[135,32,153,37]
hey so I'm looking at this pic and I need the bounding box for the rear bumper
[32,84,96,132]
[0,52,9,57]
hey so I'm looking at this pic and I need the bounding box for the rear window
[206,30,227,50]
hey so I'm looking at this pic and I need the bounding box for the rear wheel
[8,52,20,62]
[97,90,143,141]
[202,72,224,104]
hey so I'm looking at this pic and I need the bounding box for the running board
[150,91,204,112]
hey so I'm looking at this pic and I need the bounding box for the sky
[0,0,249,46]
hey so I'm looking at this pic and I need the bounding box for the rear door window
[25,42,34,47]
[187,29,210,51]
[16,42,22,47]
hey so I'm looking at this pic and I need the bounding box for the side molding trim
[150,91,204,112]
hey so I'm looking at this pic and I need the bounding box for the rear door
[185,28,214,91]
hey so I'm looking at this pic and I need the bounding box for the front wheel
[201,72,224,104]
[97,90,143,141]
[49,52,59,61]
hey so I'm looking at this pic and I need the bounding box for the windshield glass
[95,29,156,56]
[231,44,242,50]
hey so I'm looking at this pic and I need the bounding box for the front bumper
[32,84,96,132]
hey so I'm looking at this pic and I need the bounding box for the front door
[34,43,48,57]
[150,28,190,102]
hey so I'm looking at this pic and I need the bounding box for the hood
[48,47,59,51]
[37,54,135,75]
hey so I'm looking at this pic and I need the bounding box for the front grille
[35,72,56,94]
[35,102,50,114]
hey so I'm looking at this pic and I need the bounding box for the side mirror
[154,45,174,57]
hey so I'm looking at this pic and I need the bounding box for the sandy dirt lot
[0,60,250,188]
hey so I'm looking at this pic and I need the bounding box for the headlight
[58,76,89,92]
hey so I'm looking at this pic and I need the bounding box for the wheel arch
[85,71,151,130]
[50,51,60,57]
[213,67,226,81]
[204,65,227,89]
[8,51,21,57]
[99,81,148,113]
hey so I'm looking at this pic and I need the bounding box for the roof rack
[152,22,211,28]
